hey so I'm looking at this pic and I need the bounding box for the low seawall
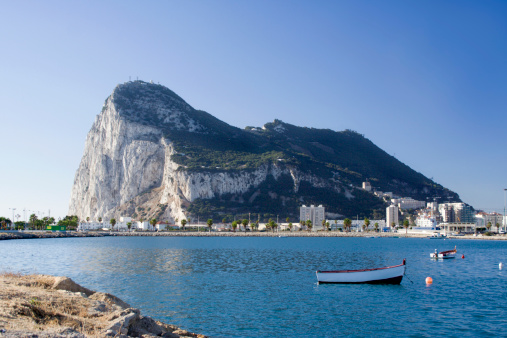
[1,230,506,240]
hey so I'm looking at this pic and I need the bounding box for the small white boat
[428,232,446,239]
[430,246,457,259]
[316,260,406,284]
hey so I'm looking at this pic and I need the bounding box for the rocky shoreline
[0,273,206,338]
[1,230,506,241]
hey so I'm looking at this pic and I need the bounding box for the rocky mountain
[69,81,460,222]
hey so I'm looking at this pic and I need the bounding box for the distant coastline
[1,230,506,241]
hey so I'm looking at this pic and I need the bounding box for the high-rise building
[300,205,325,230]
[438,203,475,223]
[386,205,399,228]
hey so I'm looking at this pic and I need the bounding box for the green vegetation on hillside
[112,82,460,219]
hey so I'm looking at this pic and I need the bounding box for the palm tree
[255,220,259,231]
[110,218,116,231]
[403,219,409,234]
[322,219,326,230]
[288,222,293,231]
[181,219,187,231]
[86,217,90,223]
[242,219,249,231]
[325,221,330,231]
[364,218,370,232]
[374,222,379,232]
[497,222,501,234]
[127,222,132,232]
[486,221,492,232]
[270,220,277,232]
[150,218,157,231]
[343,218,352,232]
[391,222,396,232]
[207,219,213,232]
[231,220,238,232]
[29,214,38,230]
[306,220,312,232]
[98,217,102,223]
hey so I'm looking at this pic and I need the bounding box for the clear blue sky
[1,1,506,221]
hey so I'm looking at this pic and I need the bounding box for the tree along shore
[1,230,506,240]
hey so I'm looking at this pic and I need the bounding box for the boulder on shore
[0,273,207,338]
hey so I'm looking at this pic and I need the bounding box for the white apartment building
[300,205,325,231]
[427,202,438,212]
[438,203,475,223]
[136,221,151,230]
[326,219,386,231]
[77,221,104,231]
[362,182,372,192]
[475,212,503,230]
[392,197,425,210]
[386,205,399,228]
[415,215,437,228]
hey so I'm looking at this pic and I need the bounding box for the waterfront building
[475,212,503,231]
[439,222,476,234]
[327,219,386,231]
[77,220,104,231]
[415,213,437,228]
[438,203,475,223]
[362,182,372,192]
[77,216,131,231]
[386,205,399,228]
[300,205,325,231]
[136,221,151,230]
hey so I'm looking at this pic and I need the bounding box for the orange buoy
[425,277,433,284]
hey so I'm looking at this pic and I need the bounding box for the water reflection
[0,237,506,337]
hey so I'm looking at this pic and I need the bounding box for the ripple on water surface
[1,236,506,337]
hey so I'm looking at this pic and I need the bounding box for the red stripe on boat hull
[318,275,403,285]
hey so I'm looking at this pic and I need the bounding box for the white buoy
[500,262,503,270]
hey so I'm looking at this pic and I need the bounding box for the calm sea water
[1,236,506,337]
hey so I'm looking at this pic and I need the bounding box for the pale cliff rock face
[69,82,337,222]
[69,93,166,220]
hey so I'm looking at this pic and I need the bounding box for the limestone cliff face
[69,93,166,220]
[68,81,339,221]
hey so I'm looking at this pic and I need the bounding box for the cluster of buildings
[77,184,504,235]
[384,202,503,235]
[300,182,507,234]
[77,217,180,232]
